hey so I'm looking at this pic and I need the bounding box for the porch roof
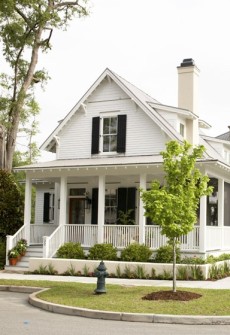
[15,154,165,171]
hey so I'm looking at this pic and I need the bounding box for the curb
[1,285,230,325]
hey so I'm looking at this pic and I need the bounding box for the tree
[0,0,89,171]
[141,141,213,292]
[0,169,24,240]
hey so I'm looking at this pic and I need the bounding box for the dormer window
[91,115,127,154]
[180,123,185,137]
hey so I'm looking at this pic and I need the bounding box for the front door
[69,198,85,224]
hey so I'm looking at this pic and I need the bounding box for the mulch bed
[142,290,202,301]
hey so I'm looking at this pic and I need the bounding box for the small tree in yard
[141,141,213,293]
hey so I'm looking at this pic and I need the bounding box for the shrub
[0,170,24,239]
[120,243,152,262]
[56,242,85,259]
[180,256,206,264]
[88,243,117,260]
[32,263,57,275]
[154,244,181,263]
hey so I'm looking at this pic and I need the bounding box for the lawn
[0,279,229,316]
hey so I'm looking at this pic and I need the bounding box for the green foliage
[120,243,152,262]
[88,243,117,261]
[141,141,213,291]
[15,238,27,255]
[0,1,89,170]
[117,209,135,225]
[190,265,204,280]
[0,170,24,239]
[135,265,147,279]
[208,261,230,280]
[116,264,122,278]
[63,263,78,276]
[82,264,90,276]
[154,245,181,263]
[33,263,57,275]
[206,253,230,264]
[177,266,190,280]
[180,256,206,264]
[8,247,20,259]
[123,265,135,279]
[56,242,85,259]
[141,141,212,239]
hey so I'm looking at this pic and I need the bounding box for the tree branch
[14,6,36,31]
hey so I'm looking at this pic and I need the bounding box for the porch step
[5,245,43,272]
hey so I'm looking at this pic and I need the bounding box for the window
[105,189,117,224]
[102,117,117,152]
[180,123,185,137]
[91,115,127,154]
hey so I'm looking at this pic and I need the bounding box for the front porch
[8,157,230,270]
[6,223,230,269]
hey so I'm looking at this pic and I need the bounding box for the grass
[0,278,230,316]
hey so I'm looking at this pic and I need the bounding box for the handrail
[43,225,64,258]
[5,225,27,265]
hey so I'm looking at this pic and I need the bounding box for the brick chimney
[177,59,200,145]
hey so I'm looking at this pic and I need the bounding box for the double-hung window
[91,114,127,154]
[102,117,117,153]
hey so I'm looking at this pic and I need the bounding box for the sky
[22,0,230,161]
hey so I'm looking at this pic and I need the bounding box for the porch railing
[43,225,65,258]
[64,224,98,247]
[5,225,27,265]
[44,224,98,258]
[104,225,139,248]
[30,224,58,244]
[145,225,200,251]
[206,226,222,250]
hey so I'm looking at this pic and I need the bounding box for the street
[1,291,230,335]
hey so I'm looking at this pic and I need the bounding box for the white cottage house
[6,59,230,268]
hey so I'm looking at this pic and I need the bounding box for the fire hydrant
[94,261,108,294]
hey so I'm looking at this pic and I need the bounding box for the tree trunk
[0,125,5,169]
[172,237,177,293]
[5,27,43,171]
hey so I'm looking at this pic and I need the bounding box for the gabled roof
[40,68,184,152]
[216,129,230,141]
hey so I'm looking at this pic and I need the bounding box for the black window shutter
[91,188,98,225]
[117,115,127,153]
[117,188,127,218]
[43,193,50,223]
[91,117,100,154]
[127,188,136,221]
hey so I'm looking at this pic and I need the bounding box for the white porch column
[59,176,67,226]
[139,173,146,244]
[24,174,32,243]
[218,178,224,250]
[54,182,60,225]
[199,195,207,254]
[98,174,105,243]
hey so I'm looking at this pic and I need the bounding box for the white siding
[58,79,169,159]
[157,110,178,131]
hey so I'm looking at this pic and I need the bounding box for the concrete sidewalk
[1,270,230,325]
[1,270,230,289]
